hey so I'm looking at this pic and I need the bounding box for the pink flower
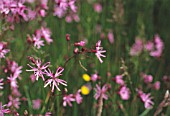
[30,74,36,83]
[11,88,21,97]
[53,7,65,18]
[138,90,154,109]
[75,89,83,104]
[91,73,99,82]
[141,73,153,84]
[153,81,160,90]
[68,0,77,12]
[130,39,143,56]
[40,27,53,44]
[32,34,44,49]
[93,3,102,13]
[74,41,86,47]
[115,75,124,85]
[95,40,106,63]
[8,95,20,109]
[118,86,130,100]
[0,102,10,116]
[108,31,114,44]
[32,99,41,110]
[26,59,50,81]
[7,75,18,89]
[44,67,67,92]
[0,79,4,89]
[63,94,75,107]
[0,42,10,58]
[150,34,164,57]
[45,112,52,116]
[94,84,108,100]
[145,41,154,51]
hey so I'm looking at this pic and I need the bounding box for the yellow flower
[82,74,90,82]
[81,85,90,95]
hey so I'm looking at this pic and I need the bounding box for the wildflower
[26,58,50,81]
[32,99,41,110]
[82,74,90,82]
[150,34,164,57]
[145,41,154,51]
[81,84,91,95]
[32,34,44,49]
[40,27,53,44]
[95,40,106,63]
[63,94,75,107]
[74,41,86,47]
[114,75,124,85]
[7,75,18,89]
[7,95,20,109]
[45,112,52,116]
[30,74,36,83]
[153,81,160,90]
[118,86,130,100]
[44,67,67,92]
[75,89,83,104]
[0,42,10,58]
[130,39,143,56]
[94,84,108,100]
[91,73,99,82]
[138,90,154,109]
[93,3,102,13]
[141,73,153,84]
[0,102,10,115]
[0,79,4,89]
[108,31,114,44]
[68,0,77,12]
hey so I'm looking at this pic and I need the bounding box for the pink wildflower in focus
[115,75,124,85]
[93,3,102,13]
[63,94,75,107]
[44,67,67,92]
[32,34,44,49]
[91,73,99,82]
[118,86,130,100]
[94,84,108,100]
[7,95,20,109]
[141,73,153,84]
[95,40,106,63]
[108,31,114,44]
[138,90,154,109]
[26,59,50,81]
[150,34,164,57]
[0,102,10,115]
[32,99,41,110]
[0,42,10,58]
[153,81,160,90]
[130,39,143,56]
[0,79,4,89]
[75,89,83,104]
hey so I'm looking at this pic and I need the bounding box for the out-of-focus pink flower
[8,95,20,109]
[94,84,108,100]
[63,94,75,107]
[137,90,154,109]
[75,89,83,104]
[108,31,114,44]
[32,99,41,110]
[0,102,10,115]
[74,41,86,47]
[30,74,36,83]
[44,67,67,92]
[65,15,72,23]
[93,3,102,13]
[45,112,52,116]
[130,39,143,56]
[145,41,154,51]
[115,75,124,85]
[95,40,106,63]
[68,0,77,12]
[39,9,46,17]
[32,34,44,49]
[12,88,21,97]
[141,73,153,84]
[118,86,130,100]
[91,73,99,82]
[153,81,160,90]
[40,27,53,44]
[27,8,36,20]
[150,34,164,57]
[26,59,50,81]
[53,7,65,18]
[7,75,18,89]
[0,42,10,59]
[0,79,4,90]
